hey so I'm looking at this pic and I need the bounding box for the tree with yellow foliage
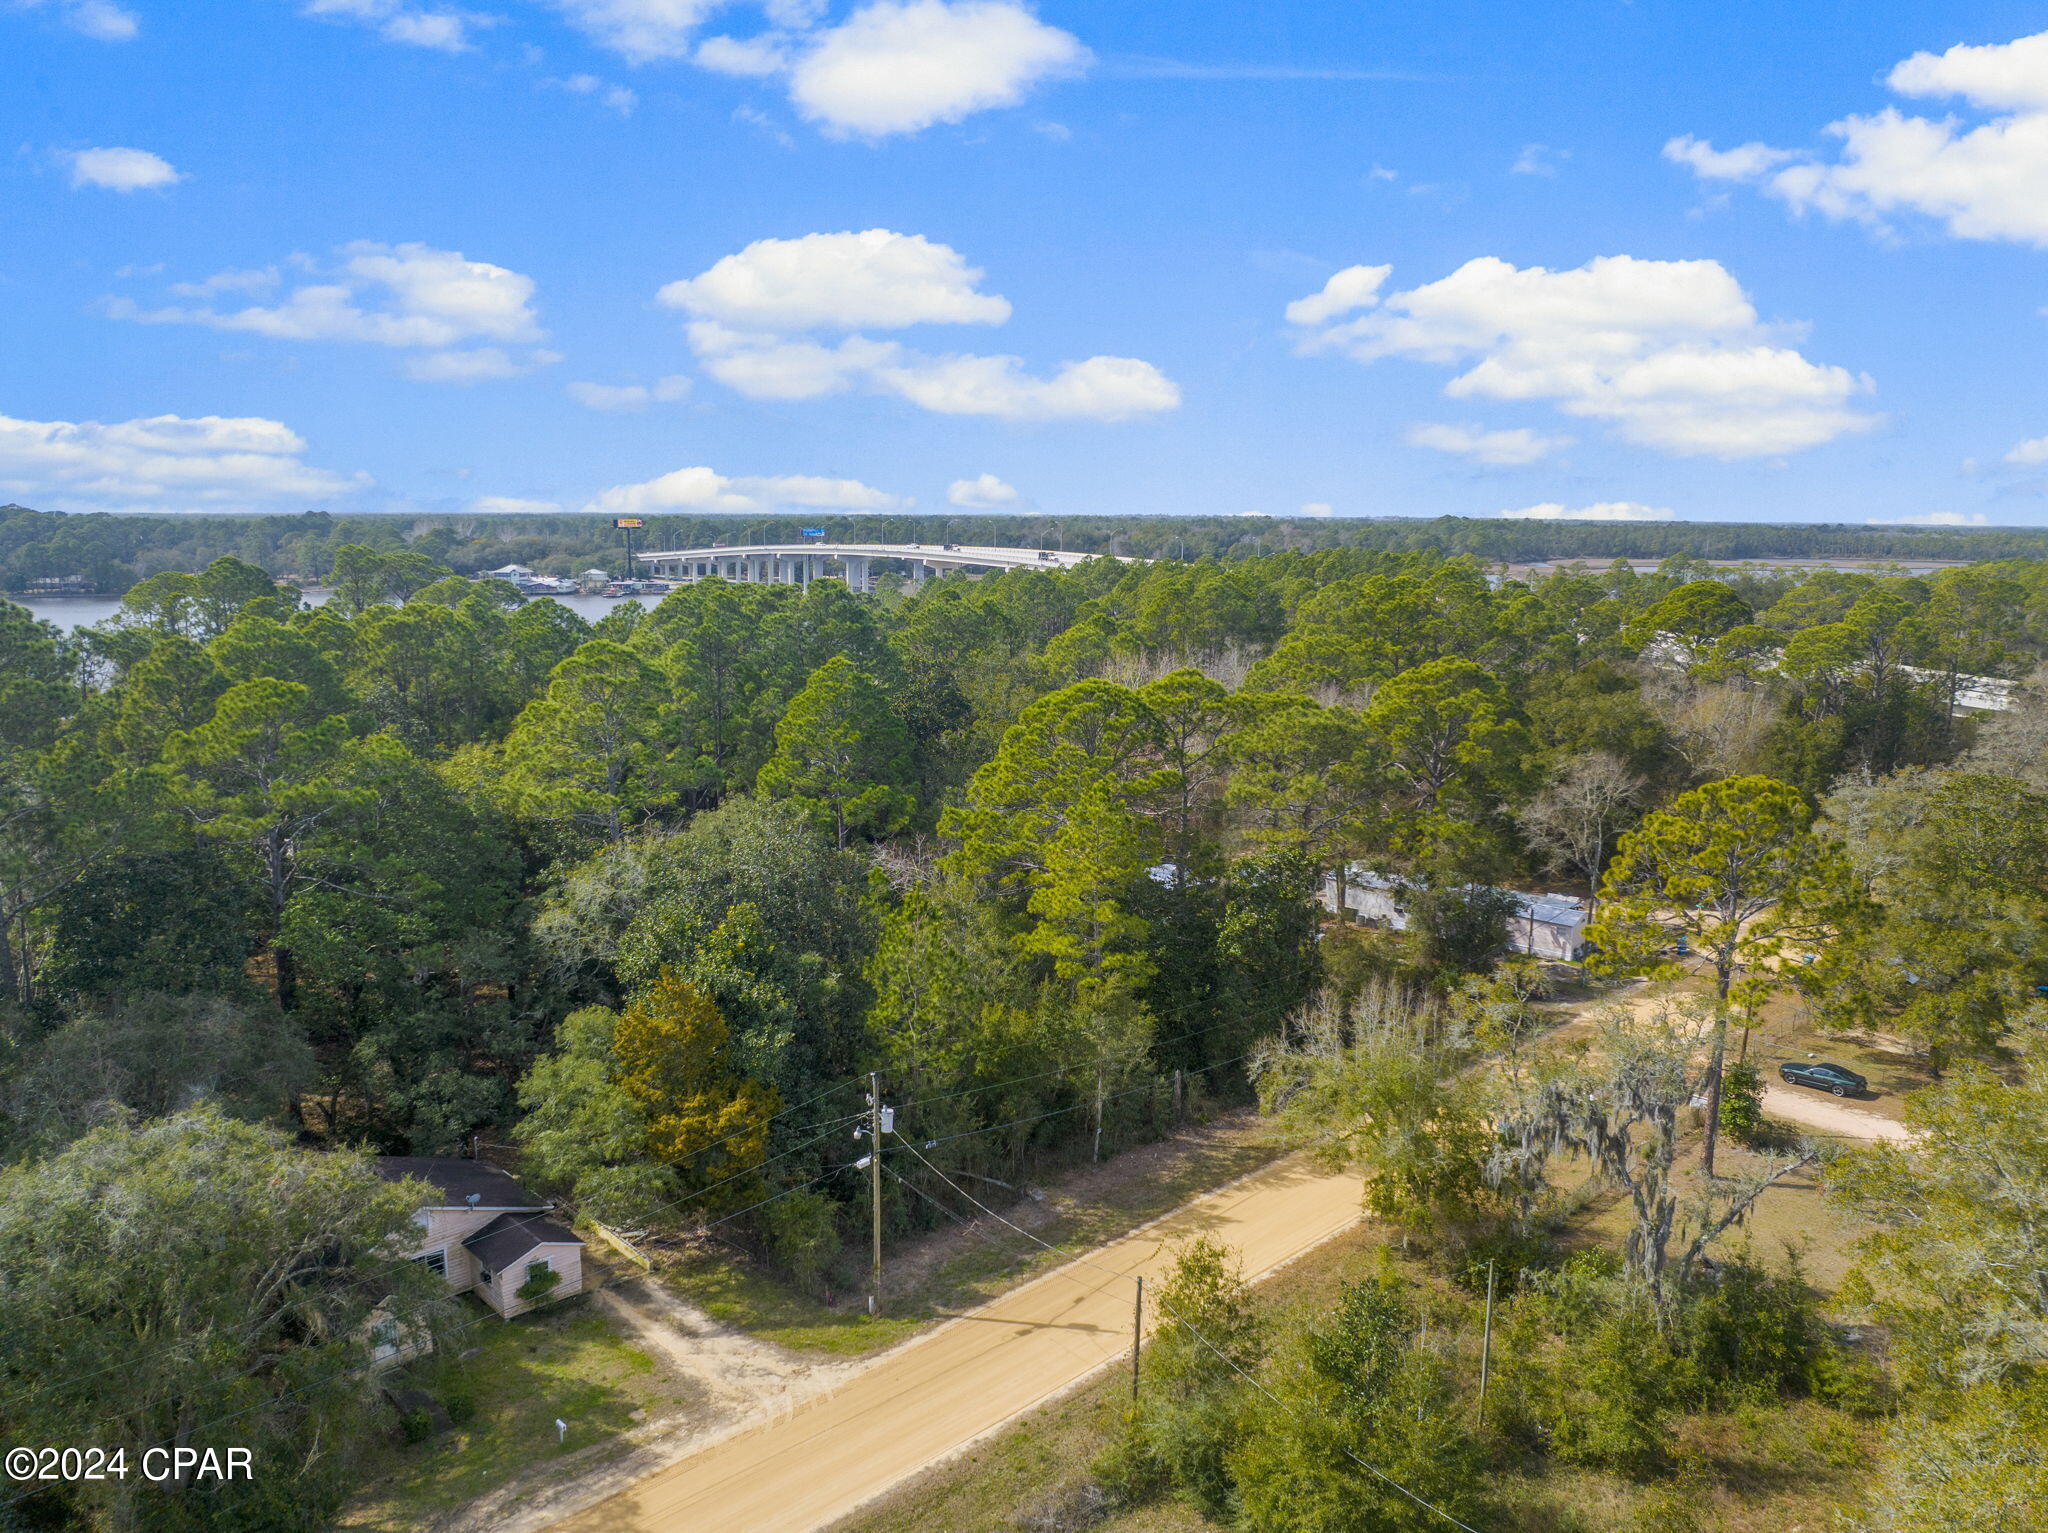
[614,970,780,1214]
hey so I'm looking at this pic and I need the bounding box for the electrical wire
[888,1135,1487,1533]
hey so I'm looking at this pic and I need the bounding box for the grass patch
[664,1250,924,1356]
[345,1294,699,1529]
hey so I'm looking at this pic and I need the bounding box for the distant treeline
[4,501,2046,593]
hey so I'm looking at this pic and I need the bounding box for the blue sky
[9,0,2048,526]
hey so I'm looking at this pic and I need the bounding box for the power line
[888,1135,1487,1533]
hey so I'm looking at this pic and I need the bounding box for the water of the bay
[9,590,639,633]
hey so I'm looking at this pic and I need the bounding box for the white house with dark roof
[376,1157,585,1321]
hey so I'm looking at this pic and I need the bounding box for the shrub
[1672,1255,1822,1407]
[1718,1061,1765,1144]
[763,1186,843,1297]
[398,1409,434,1445]
[443,1393,477,1426]
[1547,1305,1674,1476]
[516,1265,562,1306]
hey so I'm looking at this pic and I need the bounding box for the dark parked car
[1778,1060,1868,1098]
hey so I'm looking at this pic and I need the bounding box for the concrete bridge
[634,541,1140,595]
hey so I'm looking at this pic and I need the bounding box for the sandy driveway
[542,1152,1362,1533]
[1760,1085,1911,1142]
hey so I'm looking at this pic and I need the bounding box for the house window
[525,1258,551,1282]
[416,1249,447,1279]
[477,1269,492,1285]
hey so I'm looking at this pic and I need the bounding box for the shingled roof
[375,1157,544,1211]
[462,1211,582,1271]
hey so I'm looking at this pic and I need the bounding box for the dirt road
[1760,1085,1911,1142]
[544,1153,1362,1533]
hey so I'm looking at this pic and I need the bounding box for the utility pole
[1477,1259,1497,1426]
[1092,1066,1104,1163]
[1130,1276,1143,1404]
[868,1071,883,1318]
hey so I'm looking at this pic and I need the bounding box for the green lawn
[345,1294,700,1529]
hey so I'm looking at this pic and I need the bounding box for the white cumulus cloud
[1661,135,1796,182]
[0,411,363,513]
[1287,254,1876,459]
[1405,421,1572,465]
[947,471,1020,507]
[664,230,1177,422]
[875,351,1177,420]
[566,376,692,411]
[550,0,721,62]
[110,242,553,383]
[471,495,563,514]
[66,146,180,191]
[2006,434,2048,464]
[1510,143,1567,177]
[788,0,1089,138]
[1283,264,1390,327]
[1498,501,1675,521]
[659,228,1012,330]
[585,465,907,516]
[1666,30,2048,246]
[301,0,482,51]
[556,0,1083,138]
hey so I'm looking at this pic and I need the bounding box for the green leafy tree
[110,636,226,762]
[1137,668,1239,872]
[0,1109,452,1533]
[1848,1380,2048,1533]
[756,655,916,846]
[500,640,679,842]
[36,845,257,1003]
[514,1006,682,1224]
[5,993,312,1153]
[613,970,780,1213]
[1809,770,2048,1068]
[1588,775,1856,1175]
[1637,578,1753,659]
[1102,1236,1265,1516]
[161,678,371,1002]
[1221,695,1378,890]
[329,543,453,615]
[1257,992,1505,1242]
[1230,1273,1488,1533]
[1360,656,1530,823]
[864,881,1037,1111]
[1827,1053,2048,1389]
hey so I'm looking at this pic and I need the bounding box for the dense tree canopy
[0,525,2045,1531]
